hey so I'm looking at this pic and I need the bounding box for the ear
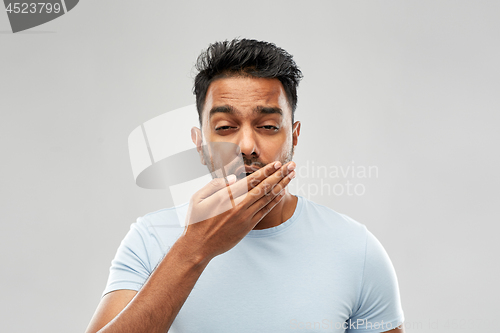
[292,121,301,147]
[191,127,206,165]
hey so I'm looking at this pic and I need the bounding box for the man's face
[191,76,300,180]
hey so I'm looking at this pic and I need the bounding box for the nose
[237,127,259,158]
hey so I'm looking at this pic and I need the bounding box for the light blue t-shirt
[104,196,405,332]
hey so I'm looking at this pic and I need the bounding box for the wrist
[173,234,213,269]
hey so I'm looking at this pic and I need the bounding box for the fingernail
[226,174,236,184]
[288,170,296,179]
[288,162,296,171]
[274,161,282,169]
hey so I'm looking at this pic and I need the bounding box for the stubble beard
[202,144,294,180]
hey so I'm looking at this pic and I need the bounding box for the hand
[180,161,296,261]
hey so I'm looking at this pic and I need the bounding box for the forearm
[88,163,293,333]
[98,235,210,333]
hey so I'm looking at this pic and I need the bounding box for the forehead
[202,76,291,123]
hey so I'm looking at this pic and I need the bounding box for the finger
[248,167,295,211]
[225,161,283,200]
[243,162,295,207]
[196,174,237,200]
[232,163,294,208]
[251,187,287,225]
[245,161,283,190]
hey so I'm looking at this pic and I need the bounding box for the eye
[260,125,279,131]
[215,125,236,131]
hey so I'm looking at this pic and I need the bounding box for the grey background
[1,1,498,332]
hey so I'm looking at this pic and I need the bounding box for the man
[85,39,405,333]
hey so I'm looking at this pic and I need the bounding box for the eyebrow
[209,105,239,118]
[209,105,283,118]
[254,106,283,116]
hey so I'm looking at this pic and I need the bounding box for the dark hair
[193,38,303,124]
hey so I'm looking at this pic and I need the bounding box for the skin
[191,76,301,229]
[84,76,404,333]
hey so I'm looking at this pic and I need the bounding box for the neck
[252,191,297,230]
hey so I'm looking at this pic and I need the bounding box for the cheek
[266,134,293,161]
[201,127,215,144]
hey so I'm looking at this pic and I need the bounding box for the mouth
[237,171,254,180]
[235,165,260,180]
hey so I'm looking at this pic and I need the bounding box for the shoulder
[129,203,188,254]
[298,196,368,236]
[295,196,370,257]
[138,203,189,228]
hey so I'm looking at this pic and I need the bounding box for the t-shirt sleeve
[101,218,154,297]
[346,229,405,332]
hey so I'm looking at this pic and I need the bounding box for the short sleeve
[101,218,153,297]
[346,230,405,332]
